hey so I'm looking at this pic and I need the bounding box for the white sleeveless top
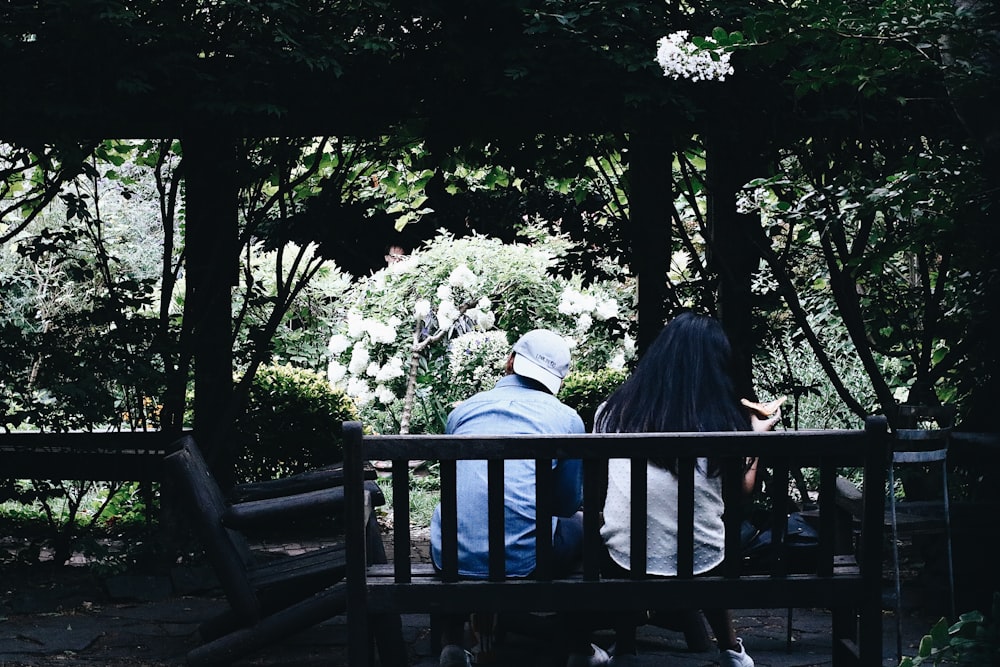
[601,457,726,576]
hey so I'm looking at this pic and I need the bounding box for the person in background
[595,312,781,667]
[430,328,609,667]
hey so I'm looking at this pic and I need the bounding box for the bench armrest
[229,463,378,503]
[223,480,384,530]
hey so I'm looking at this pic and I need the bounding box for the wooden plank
[0,430,177,481]
[361,429,872,463]
[362,576,868,614]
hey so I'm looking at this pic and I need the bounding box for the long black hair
[594,311,750,473]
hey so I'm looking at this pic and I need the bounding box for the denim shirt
[430,374,585,577]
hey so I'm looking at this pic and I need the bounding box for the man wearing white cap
[431,329,609,667]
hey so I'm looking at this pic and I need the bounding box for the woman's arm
[742,399,784,495]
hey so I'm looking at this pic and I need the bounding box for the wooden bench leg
[372,612,408,665]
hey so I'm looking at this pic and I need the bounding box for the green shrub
[899,593,1000,665]
[237,364,358,482]
[559,368,628,431]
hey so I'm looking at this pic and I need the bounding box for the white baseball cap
[511,329,572,395]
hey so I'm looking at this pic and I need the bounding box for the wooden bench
[344,416,889,666]
[165,435,406,666]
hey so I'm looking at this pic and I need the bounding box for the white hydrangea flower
[576,312,593,333]
[328,334,350,355]
[365,361,381,377]
[477,310,496,330]
[375,356,405,382]
[558,287,599,316]
[346,377,374,406]
[448,264,478,289]
[348,345,370,375]
[414,298,432,320]
[346,310,366,339]
[327,360,346,385]
[595,298,619,321]
[436,284,452,301]
[366,319,397,344]
[558,288,582,315]
[375,384,397,405]
[563,335,578,349]
[623,334,636,353]
[608,351,627,371]
[655,31,734,82]
[477,296,491,310]
[438,299,460,329]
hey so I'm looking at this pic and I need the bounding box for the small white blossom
[576,312,593,333]
[436,284,452,301]
[375,356,405,382]
[623,335,636,353]
[346,310,366,339]
[375,385,397,405]
[414,298,432,320]
[348,345,370,375]
[558,288,598,315]
[595,298,619,321]
[448,264,478,289]
[366,319,397,344]
[327,360,346,385]
[365,361,381,377]
[328,334,350,355]
[477,310,496,330]
[736,187,768,214]
[477,296,491,311]
[608,351,627,371]
[438,299,460,329]
[346,377,374,406]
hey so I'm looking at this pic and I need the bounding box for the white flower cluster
[558,287,620,333]
[328,265,499,409]
[426,267,495,331]
[327,309,405,407]
[655,31,734,82]
[736,186,768,215]
[607,334,636,372]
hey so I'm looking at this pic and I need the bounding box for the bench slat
[488,459,506,581]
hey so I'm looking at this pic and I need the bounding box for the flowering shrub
[325,230,636,434]
[446,330,511,407]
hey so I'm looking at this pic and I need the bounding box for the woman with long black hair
[596,312,780,667]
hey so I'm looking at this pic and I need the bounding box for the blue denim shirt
[430,374,585,577]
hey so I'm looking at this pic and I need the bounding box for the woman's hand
[750,408,781,432]
[742,396,786,432]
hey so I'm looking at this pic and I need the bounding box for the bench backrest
[164,435,261,622]
[346,417,887,594]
